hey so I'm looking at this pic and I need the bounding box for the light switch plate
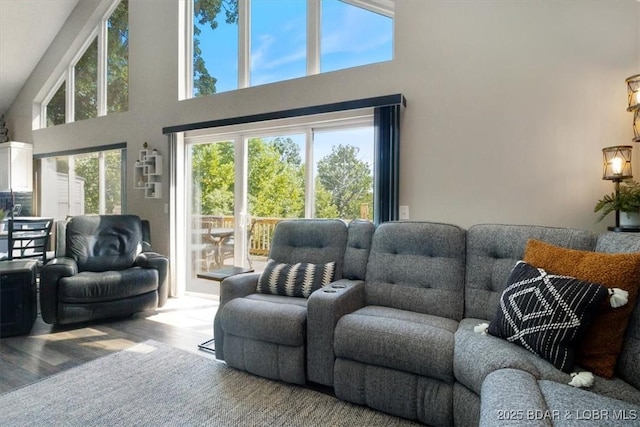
[399,205,410,219]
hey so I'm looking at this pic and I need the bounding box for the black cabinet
[0,260,37,337]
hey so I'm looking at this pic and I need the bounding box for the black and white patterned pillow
[256,259,336,298]
[488,261,608,373]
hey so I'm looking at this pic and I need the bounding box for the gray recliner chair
[40,214,169,325]
[333,221,467,426]
[214,219,373,386]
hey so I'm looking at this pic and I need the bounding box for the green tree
[74,37,98,120]
[193,0,238,96]
[316,144,373,219]
[47,82,66,126]
[272,136,302,165]
[74,151,122,214]
[191,137,305,218]
[248,138,304,218]
[191,142,235,215]
[107,0,129,113]
[314,180,339,218]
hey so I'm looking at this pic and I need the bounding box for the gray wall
[5,0,640,258]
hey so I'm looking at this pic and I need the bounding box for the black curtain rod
[162,94,406,135]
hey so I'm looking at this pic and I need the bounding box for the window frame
[181,0,394,100]
[33,143,127,219]
[181,113,374,294]
[185,119,375,222]
[39,0,127,128]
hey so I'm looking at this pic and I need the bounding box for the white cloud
[321,6,392,55]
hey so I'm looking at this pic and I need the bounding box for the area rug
[0,340,420,426]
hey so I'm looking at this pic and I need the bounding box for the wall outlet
[399,205,410,219]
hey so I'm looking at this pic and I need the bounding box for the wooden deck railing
[192,215,281,256]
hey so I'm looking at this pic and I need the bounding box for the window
[187,0,393,97]
[321,0,393,73]
[182,117,374,295]
[314,127,374,219]
[38,146,125,220]
[192,0,238,96]
[46,81,66,127]
[166,94,403,296]
[75,37,98,121]
[41,0,128,127]
[250,1,307,86]
[107,0,129,113]
[248,133,306,218]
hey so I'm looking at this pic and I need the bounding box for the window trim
[340,0,394,18]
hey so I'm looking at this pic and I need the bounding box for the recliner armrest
[480,369,551,427]
[214,272,261,359]
[135,252,169,307]
[219,272,261,304]
[40,257,78,324]
[307,279,365,386]
[134,251,167,268]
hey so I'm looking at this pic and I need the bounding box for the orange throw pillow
[523,239,640,378]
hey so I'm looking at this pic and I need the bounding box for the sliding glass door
[186,139,236,295]
[181,116,375,297]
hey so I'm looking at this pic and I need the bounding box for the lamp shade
[627,74,640,111]
[632,109,640,143]
[602,145,633,180]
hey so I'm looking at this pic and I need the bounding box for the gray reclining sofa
[216,220,640,426]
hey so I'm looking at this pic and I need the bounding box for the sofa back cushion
[464,224,596,321]
[66,214,144,272]
[268,219,347,279]
[596,232,640,388]
[364,221,466,320]
[342,220,375,280]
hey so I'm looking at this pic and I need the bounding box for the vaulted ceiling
[0,0,79,116]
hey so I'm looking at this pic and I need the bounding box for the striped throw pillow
[256,259,336,298]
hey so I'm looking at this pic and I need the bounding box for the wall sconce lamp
[602,145,633,231]
[626,74,640,142]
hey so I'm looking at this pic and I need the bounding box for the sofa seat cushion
[457,318,640,405]
[539,379,640,418]
[221,297,307,346]
[335,305,458,382]
[481,369,640,426]
[244,293,309,307]
[455,318,544,394]
[58,267,158,303]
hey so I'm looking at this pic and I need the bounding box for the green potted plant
[594,179,640,225]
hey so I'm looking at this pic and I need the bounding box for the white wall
[5,0,640,257]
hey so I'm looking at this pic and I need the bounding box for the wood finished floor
[0,296,219,394]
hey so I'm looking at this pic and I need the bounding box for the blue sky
[196,0,393,93]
